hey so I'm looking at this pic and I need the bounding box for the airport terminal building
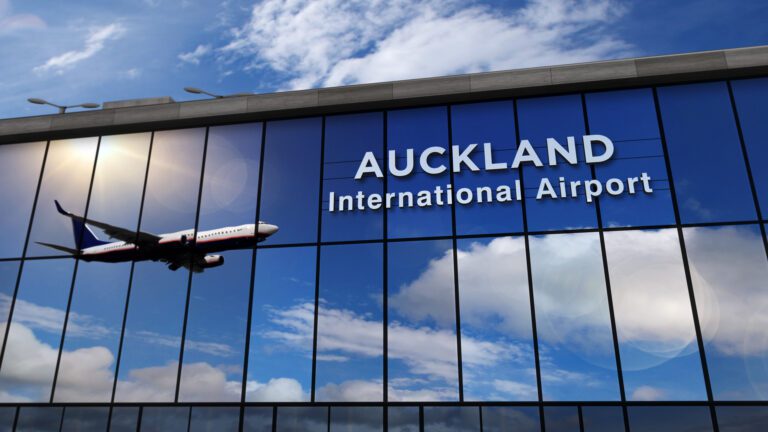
[0,46,767,431]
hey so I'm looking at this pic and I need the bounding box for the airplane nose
[262,223,279,236]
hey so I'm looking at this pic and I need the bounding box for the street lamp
[183,87,253,99]
[27,98,100,114]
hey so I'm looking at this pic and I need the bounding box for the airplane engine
[202,255,224,268]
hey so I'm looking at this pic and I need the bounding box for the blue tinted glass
[387,107,452,238]
[451,101,523,235]
[0,407,12,432]
[246,246,316,402]
[0,261,20,354]
[110,407,139,432]
[15,407,62,432]
[530,232,620,401]
[0,259,74,401]
[423,407,479,432]
[388,407,418,432]
[189,407,240,432]
[330,407,382,432]
[658,82,756,223]
[627,406,712,432]
[482,407,540,432]
[586,89,674,227]
[259,118,322,245]
[457,237,536,401]
[732,78,768,218]
[517,95,596,231]
[717,406,768,432]
[684,225,768,400]
[316,243,383,401]
[581,406,624,432]
[140,407,190,432]
[605,229,707,401]
[388,240,458,401]
[276,407,326,432]
[0,141,45,258]
[543,407,579,432]
[323,112,384,241]
[243,407,273,432]
[60,406,109,432]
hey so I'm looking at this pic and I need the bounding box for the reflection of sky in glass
[716,406,768,431]
[243,407,273,432]
[732,78,768,218]
[276,406,326,432]
[189,407,240,432]
[530,232,619,401]
[451,101,523,235]
[605,229,707,401]
[388,240,458,401]
[60,406,109,431]
[140,407,190,432]
[0,259,74,401]
[517,95,596,232]
[586,89,675,227]
[482,407,540,432]
[684,225,768,400]
[627,406,713,432]
[15,406,63,431]
[322,112,384,242]
[0,261,20,352]
[658,82,756,224]
[246,246,316,402]
[388,406,419,432]
[543,406,579,432]
[27,138,98,257]
[110,406,139,432]
[0,407,14,429]
[423,406,479,432]
[330,406,382,432]
[0,141,45,258]
[316,243,383,402]
[581,406,624,432]
[456,237,536,401]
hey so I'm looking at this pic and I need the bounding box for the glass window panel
[322,112,384,242]
[110,407,139,432]
[717,406,768,432]
[482,406,540,432]
[0,259,74,401]
[388,240,459,401]
[457,236,536,401]
[60,406,109,432]
[179,124,261,402]
[27,138,98,257]
[627,406,712,432]
[586,89,675,227]
[114,128,206,402]
[189,407,240,432]
[0,407,14,432]
[451,101,523,235]
[316,243,383,401]
[330,407,382,432]
[0,141,45,258]
[605,229,707,400]
[732,78,768,217]
[259,117,322,245]
[388,407,419,432]
[0,261,20,353]
[15,407,62,432]
[55,133,150,403]
[243,407,273,432]
[581,406,624,432]
[543,407,579,432]
[387,107,452,238]
[276,406,326,432]
[530,232,620,401]
[516,95,596,231]
[683,225,768,400]
[245,246,316,402]
[658,82,756,223]
[140,407,190,432]
[423,406,479,432]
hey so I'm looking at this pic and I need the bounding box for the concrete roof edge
[1,45,768,143]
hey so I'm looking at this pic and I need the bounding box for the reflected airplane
[36,201,279,272]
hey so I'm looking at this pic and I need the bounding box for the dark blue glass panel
[140,407,190,432]
[684,225,768,400]
[189,407,239,432]
[388,240,459,401]
[60,406,109,432]
[581,406,624,432]
[110,407,139,432]
[276,407,326,432]
[482,407,540,432]
[322,112,384,242]
[0,407,14,432]
[543,407,579,432]
[457,237,536,401]
[732,78,768,218]
[605,229,707,401]
[0,141,45,259]
[517,94,597,231]
[243,407,273,432]
[388,407,418,432]
[586,89,675,227]
[627,406,712,432]
[259,117,322,245]
[316,243,383,401]
[15,407,62,432]
[330,407,382,432]
[423,407,479,432]
[246,246,316,402]
[717,406,768,432]
[658,82,756,223]
[451,101,523,235]
[387,107,452,238]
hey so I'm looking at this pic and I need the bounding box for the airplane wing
[55,200,162,246]
[160,252,207,273]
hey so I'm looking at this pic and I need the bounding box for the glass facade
[0,78,766,431]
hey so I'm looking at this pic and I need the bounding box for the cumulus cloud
[631,385,666,401]
[221,0,632,89]
[0,0,45,34]
[178,44,212,65]
[33,23,126,74]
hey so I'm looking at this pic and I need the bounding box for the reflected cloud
[0,294,112,340]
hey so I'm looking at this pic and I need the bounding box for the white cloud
[631,385,666,401]
[33,23,126,74]
[0,0,45,34]
[221,0,632,89]
[178,44,212,65]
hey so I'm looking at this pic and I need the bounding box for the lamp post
[183,87,252,99]
[27,98,100,114]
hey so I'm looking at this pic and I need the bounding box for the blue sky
[0,0,767,119]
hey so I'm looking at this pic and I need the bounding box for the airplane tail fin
[54,200,109,250]
[35,241,78,255]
